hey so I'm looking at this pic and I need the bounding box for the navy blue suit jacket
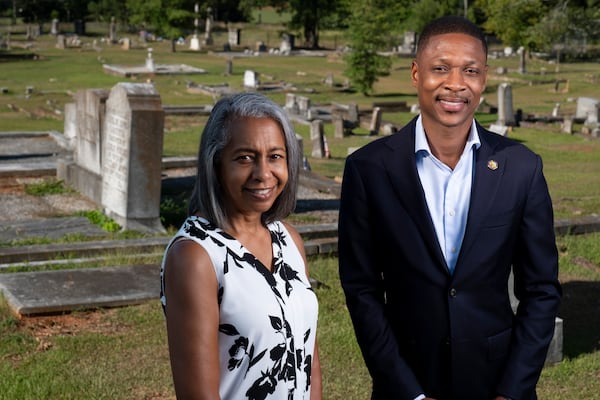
[338,117,561,400]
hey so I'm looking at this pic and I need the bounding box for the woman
[160,92,321,400]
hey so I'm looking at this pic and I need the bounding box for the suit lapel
[457,126,506,270]
[382,120,448,271]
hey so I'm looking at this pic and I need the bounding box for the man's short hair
[416,15,488,59]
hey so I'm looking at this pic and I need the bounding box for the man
[338,15,561,400]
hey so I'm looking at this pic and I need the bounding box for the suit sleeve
[497,154,562,399]
[338,157,423,399]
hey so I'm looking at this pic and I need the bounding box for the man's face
[411,33,488,134]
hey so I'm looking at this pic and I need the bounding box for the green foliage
[160,196,188,230]
[127,0,194,38]
[343,0,404,95]
[269,0,343,48]
[24,179,72,196]
[79,210,121,233]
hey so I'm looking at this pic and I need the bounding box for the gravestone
[63,102,77,149]
[243,70,259,88]
[561,118,573,135]
[296,96,311,117]
[332,112,344,139]
[552,103,560,118]
[285,93,298,113]
[228,28,241,46]
[190,3,200,51]
[203,7,214,45]
[225,59,233,75]
[401,31,417,54]
[121,38,130,50]
[58,89,110,202]
[575,97,600,124]
[331,102,359,137]
[280,33,294,55]
[51,19,59,35]
[56,35,66,49]
[369,107,382,135]
[109,17,117,44]
[75,89,109,177]
[310,120,325,158]
[101,83,165,233]
[496,83,516,126]
[145,48,155,72]
[518,47,526,74]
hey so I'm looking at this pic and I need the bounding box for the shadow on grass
[559,280,600,358]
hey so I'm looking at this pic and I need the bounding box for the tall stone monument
[496,83,516,126]
[101,83,165,233]
[190,3,201,51]
[202,7,214,45]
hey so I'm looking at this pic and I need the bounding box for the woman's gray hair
[188,92,301,228]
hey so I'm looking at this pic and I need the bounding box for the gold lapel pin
[487,160,498,170]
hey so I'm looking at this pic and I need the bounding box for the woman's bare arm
[164,239,221,400]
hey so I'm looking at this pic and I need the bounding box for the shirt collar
[415,115,481,155]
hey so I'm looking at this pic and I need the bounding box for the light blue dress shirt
[415,116,481,275]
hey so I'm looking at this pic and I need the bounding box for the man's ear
[410,60,419,88]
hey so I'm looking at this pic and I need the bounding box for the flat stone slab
[0,264,159,316]
[103,63,207,77]
[0,216,106,243]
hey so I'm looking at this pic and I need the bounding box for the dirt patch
[18,308,128,352]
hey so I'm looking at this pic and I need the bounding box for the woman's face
[218,116,288,220]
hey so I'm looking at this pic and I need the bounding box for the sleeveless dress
[160,216,319,400]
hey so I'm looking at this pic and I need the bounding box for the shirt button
[449,288,457,297]
[448,210,455,217]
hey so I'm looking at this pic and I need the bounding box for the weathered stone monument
[190,3,201,51]
[51,18,59,35]
[497,83,516,126]
[109,17,117,44]
[202,7,214,46]
[145,48,155,72]
[101,83,164,232]
[58,83,165,233]
[228,28,241,46]
[575,97,600,124]
[490,82,515,135]
[280,33,294,55]
[310,120,325,158]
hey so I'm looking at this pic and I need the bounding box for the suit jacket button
[449,288,457,297]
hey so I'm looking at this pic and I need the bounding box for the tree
[403,0,467,33]
[268,0,343,49]
[476,0,547,49]
[127,0,195,49]
[343,0,407,95]
[88,0,129,23]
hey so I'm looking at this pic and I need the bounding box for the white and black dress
[160,216,318,400]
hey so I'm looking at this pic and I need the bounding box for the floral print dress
[160,216,319,400]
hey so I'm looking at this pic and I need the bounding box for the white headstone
[243,70,259,88]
